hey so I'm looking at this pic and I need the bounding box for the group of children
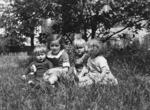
[22,34,118,87]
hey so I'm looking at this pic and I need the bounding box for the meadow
[1,47,150,110]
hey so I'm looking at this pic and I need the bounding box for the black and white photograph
[0,0,150,109]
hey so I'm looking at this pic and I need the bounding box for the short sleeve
[60,51,70,67]
[97,56,110,70]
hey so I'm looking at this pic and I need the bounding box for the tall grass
[0,49,150,110]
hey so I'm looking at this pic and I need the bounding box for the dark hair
[47,34,64,50]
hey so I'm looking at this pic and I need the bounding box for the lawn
[0,49,150,110]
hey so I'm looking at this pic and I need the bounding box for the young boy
[22,45,53,85]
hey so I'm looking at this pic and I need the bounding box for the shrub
[0,37,9,54]
[0,37,24,54]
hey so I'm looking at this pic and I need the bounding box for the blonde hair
[74,33,82,40]
[87,39,103,56]
[73,38,86,48]
[33,45,47,55]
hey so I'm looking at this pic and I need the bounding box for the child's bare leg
[48,74,58,85]
[103,73,118,85]
[78,76,93,87]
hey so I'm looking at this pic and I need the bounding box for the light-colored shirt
[47,49,70,68]
[87,56,110,74]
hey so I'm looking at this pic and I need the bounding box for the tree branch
[102,18,146,42]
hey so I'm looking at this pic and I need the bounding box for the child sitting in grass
[22,45,53,86]
[78,39,118,87]
[73,38,89,81]
[43,34,70,86]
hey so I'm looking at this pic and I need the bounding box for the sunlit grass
[0,50,150,110]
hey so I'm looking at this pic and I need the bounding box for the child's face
[88,45,99,58]
[36,53,46,62]
[50,40,61,55]
[75,46,85,56]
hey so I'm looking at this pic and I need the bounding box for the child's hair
[73,38,86,48]
[74,33,82,40]
[33,45,47,55]
[87,39,103,56]
[47,34,64,50]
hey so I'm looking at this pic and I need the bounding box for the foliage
[0,37,9,54]
[1,0,150,49]
[0,36,24,54]
[51,0,150,40]
[0,4,26,53]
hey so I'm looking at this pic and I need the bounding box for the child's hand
[30,64,37,72]
[21,75,26,80]
[29,72,35,75]
[43,70,51,81]
[76,59,83,64]
[43,73,50,81]
[78,66,88,77]
[47,68,61,75]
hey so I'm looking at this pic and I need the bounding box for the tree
[0,3,26,53]
[12,0,42,49]
[2,0,150,48]
[2,0,59,49]
[66,0,150,41]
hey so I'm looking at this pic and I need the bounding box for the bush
[0,36,25,54]
[0,37,9,54]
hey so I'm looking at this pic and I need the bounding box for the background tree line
[0,0,150,53]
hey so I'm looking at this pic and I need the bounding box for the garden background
[1,0,150,110]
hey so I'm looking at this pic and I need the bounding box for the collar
[47,50,64,59]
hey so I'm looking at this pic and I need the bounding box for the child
[78,39,118,87]
[43,34,70,85]
[73,38,89,78]
[22,45,53,85]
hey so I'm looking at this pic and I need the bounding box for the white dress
[79,56,118,86]
[43,50,70,84]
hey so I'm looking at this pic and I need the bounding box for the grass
[0,49,150,110]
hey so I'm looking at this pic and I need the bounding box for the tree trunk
[91,26,96,39]
[30,35,34,49]
[27,34,34,55]
[91,16,97,39]
[82,24,88,41]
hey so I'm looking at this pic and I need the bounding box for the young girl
[73,38,89,79]
[43,34,70,85]
[78,39,118,87]
[22,45,53,85]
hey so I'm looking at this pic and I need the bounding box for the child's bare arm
[30,64,37,72]
[44,67,64,76]
[97,56,111,80]
[44,67,69,78]
[78,66,89,78]
[100,66,110,80]
[21,63,36,80]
